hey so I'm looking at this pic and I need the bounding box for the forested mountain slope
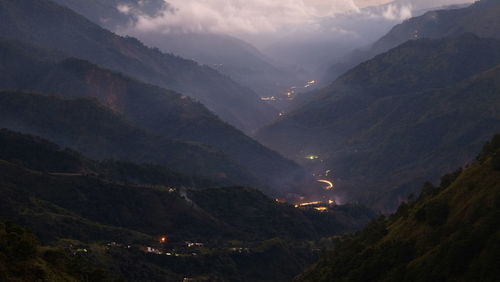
[257,35,500,209]
[297,135,500,281]
[0,129,375,281]
[325,0,500,82]
[0,39,316,197]
[0,91,254,185]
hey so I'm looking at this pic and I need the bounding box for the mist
[2,0,499,280]
[114,0,474,78]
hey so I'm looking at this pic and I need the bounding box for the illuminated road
[317,179,334,190]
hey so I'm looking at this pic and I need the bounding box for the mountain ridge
[296,134,500,281]
[257,34,500,210]
[0,128,376,281]
[0,0,277,133]
[324,0,500,83]
[49,0,305,99]
[0,38,318,197]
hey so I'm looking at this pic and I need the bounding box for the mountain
[0,0,277,133]
[129,32,303,99]
[0,129,297,242]
[0,128,221,188]
[0,91,256,185]
[0,38,317,197]
[50,0,304,99]
[0,222,113,282]
[257,34,500,210]
[296,135,500,281]
[0,129,376,281]
[263,30,364,79]
[372,0,500,54]
[325,0,499,83]
[267,1,473,85]
[50,0,167,30]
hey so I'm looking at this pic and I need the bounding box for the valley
[0,0,498,281]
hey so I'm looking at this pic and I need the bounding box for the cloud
[118,0,361,35]
[117,4,132,15]
[380,3,413,20]
[404,0,476,10]
[115,0,473,47]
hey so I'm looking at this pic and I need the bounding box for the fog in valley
[2,0,500,280]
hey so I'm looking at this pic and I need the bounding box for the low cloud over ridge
[122,0,360,35]
[117,0,473,38]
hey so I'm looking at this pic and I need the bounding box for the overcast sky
[353,0,474,8]
[123,0,475,35]
[114,0,478,72]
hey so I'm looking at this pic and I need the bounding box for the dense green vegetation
[1,1,498,281]
[0,129,374,281]
[0,222,115,282]
[258,34,500,211]
[297,135,500,281]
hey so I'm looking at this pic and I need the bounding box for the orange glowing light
[314,207,328,212]
[298,201,322,207]
[317,179,334,190]
[160,236,168,243]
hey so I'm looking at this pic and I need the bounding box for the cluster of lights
[260,96,277,101]
[306,155,319,160]
[304,80,317,88]
[293,199,335,212]
[294,201,322,208]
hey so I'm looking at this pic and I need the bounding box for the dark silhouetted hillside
[0,39,318,197]
[0,129,375,281]
[0,91,255,185]
[0,222,115,282]
[296,135,500,281]
[0,128,219,188]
